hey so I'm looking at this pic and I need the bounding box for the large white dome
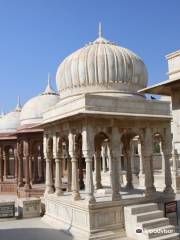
[56,30,148,99]
[20,79,59,126]
[0,102,21,133]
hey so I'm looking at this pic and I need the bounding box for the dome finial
[0,107,4,117]
[48,72,51,85]
[92,22,112,45]
[15,96,22,112]
[98,22,103,38]
[42,73,58,95]
[44,72,53,93]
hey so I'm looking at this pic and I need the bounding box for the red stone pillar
[23,139,31,189]
[67,156,72,192]
[41,153,45,181]
[17,141,24,187]
[37,154,43,182]
[14,147,18,180]
[0,147,3,182]
[3,150,7,180]
[29,155,33,183]
[32,154,38,183]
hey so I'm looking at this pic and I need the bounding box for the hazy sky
[0,0,180,112]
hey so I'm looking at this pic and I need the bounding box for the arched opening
[58,136,69,186]
[75,134,85,190]
[153,133,163,170]
[121,131,142,190]
[94,132,110,190]
[5,146,15,178]
[47,137,54,181]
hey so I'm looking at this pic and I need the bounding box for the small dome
[0,99,21,133]
[56,25,148,99]
[20,76,59,126]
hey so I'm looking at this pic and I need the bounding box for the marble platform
[42,189,162,240]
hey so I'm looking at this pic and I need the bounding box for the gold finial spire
[98,22,103,38]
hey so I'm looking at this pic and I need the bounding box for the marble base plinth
[18,197,41,218]
[43,194,125,240]
[96,188,112,195]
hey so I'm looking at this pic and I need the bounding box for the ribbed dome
[20,77,59,126]
[0,100,21,133]
[56,27,148,99]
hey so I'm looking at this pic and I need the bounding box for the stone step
[128,203,158,215]
[90,230,124,240]
[145,225,176,239]
[140,218,170,230]
[153,232,180,240]
[136,210,164,222]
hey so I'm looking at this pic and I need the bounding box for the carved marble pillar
[158,141,165,176]
[138,140,144,175]
[94,147,103,189]
[172,147,178,174]
[23,139,31,189]
[107,146,112,187]
[68,132,80,200]
[82,124,95,203]
[119,143,123,186]
[45,151,54,194]
[144,127,156,197]
[60,157,64,178]
[110,127,121,200]
[54,154,63,196]
[101,144,107,172]
[130,141,135,173]
[162,127,174,195]
[138,138,146,188]
[124,140,133,190]
[106,146,110,170]
[67,154,72,192]
[67,155,72,192]
[44,136,54,195]
[119,144,122,171]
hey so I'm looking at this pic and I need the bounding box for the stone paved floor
[0,215,130,240]
[0,217,73,240]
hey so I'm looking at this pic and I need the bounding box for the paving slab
[0,217,73,240]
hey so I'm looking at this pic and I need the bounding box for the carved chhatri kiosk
[0,77,59,197]
[36,26,175,239]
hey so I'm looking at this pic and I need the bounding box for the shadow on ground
[0,228,74,240]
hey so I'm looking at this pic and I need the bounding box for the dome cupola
[20,75,59,126]
[0,97,21,133]
[56,24,148,99]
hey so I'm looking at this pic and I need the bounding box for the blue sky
[0,0,180,112]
